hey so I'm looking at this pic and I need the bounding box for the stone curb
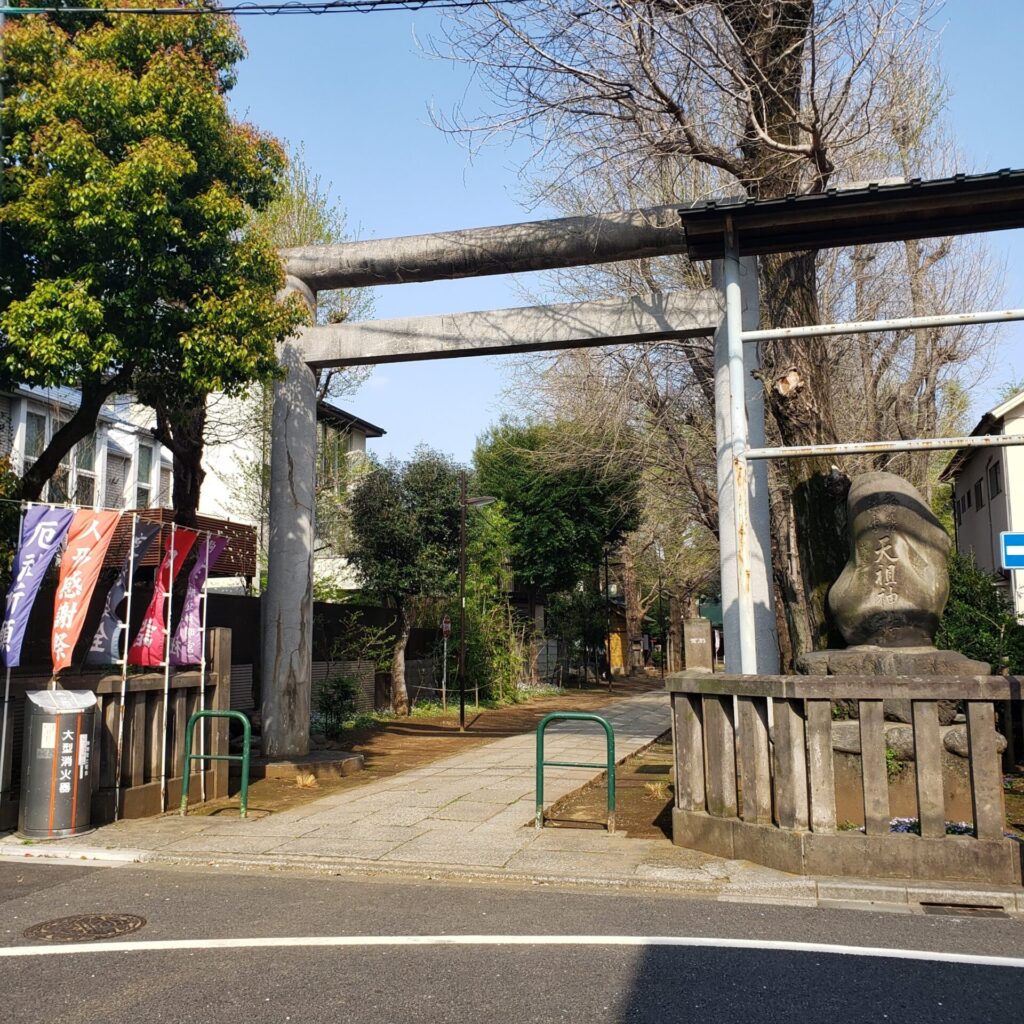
[3,841,1021,914]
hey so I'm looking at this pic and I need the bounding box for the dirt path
[346,676,663,775]
[193,676,664,819]
[547,731,674,838]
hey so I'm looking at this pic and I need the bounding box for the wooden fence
[0,628,233,829]
[667,672,1023,885]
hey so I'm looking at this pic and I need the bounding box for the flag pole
[0,503,27,826]
[198,538,211,803]
[159,522,176,814]
[112,512,137,822]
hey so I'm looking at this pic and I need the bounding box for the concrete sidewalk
[3,688,1023,913]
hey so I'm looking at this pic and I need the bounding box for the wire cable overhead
[0,0,530,15]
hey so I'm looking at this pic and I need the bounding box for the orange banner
[51,510,120,673]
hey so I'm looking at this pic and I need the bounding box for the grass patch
[885,746,906,781]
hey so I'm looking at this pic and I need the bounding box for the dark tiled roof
[679,168,1024,258]
[316,402,385,438]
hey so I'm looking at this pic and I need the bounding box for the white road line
[0,934,1021,967]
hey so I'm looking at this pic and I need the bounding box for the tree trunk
[620,544,643,672]
[667,592,683,672]
[391,602,411,715]
[19,379,119,500]
[760,253,850,653]
[730,2,849,655]
[153,397,207,527]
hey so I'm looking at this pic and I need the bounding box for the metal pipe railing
[742,307,1024,343]
[535,712,616,832]
[746,433,1024,460]
[180,709,251,819]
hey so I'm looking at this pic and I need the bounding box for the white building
[0,385,172,511]
[193,393,385,591]
[1,385,384,592]
[940,389,1024,616]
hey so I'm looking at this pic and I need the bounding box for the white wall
[198,393,264,526]
[112,391,379,593]
[1002,405,1024,617]
[0,396,13,460]
[952,405,1024,615]
[952,447,1005,573]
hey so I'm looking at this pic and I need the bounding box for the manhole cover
[22,913,146,943]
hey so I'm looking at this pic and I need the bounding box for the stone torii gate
[260,170,1024,758]
[260,208,778,757]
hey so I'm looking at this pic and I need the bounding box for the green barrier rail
[535,712,615,832]
[179,709,251,819]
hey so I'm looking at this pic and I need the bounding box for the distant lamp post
[654,541,665,680]
[459,471,496,732]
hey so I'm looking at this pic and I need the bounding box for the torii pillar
[261,276,317,757]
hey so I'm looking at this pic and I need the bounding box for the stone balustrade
[667,672,1023,885]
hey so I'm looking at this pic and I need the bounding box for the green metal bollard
[180,709,251,819]
[535,712,615,832]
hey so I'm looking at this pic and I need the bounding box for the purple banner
[0,506,74,668]
[169,535,227,666]
[85,520,160,666]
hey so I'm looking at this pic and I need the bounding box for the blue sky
[229,0,1024,463]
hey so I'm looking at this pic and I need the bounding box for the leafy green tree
[936,553,1024,673]
[546,583,607,677]
[0,3,305,513]
[474,421,641,595]
[347,448,462,714]
[449,501,530,702]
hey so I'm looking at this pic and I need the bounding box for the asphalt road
[0,858,1022,1023]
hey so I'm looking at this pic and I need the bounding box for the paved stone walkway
[0,690,793,892]
[5,687,1022,909]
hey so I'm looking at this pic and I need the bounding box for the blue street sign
[1000,532,1024,571]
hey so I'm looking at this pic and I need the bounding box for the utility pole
[655,541,665,681]
[458,472,467,732]
[604,548,612,686]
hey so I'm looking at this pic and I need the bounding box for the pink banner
[127,529,197,668]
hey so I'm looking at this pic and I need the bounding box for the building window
[74,433,97,507]
[24,411,46,468]
[989,461,1003,498]
[974,479,984,509]
[22,407,101,504]
[317,425,348,497]
[105,453,128,509]
[159,466,172,508]
[966,489,972,509]
[0,395,12,457]
[136,444,153,507]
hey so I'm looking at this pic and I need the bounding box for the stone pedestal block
[797,645,991,724]
[683,618,714,672]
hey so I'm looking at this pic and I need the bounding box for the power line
[0,0,528,14]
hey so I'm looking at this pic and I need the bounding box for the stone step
[230,750,365,781]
